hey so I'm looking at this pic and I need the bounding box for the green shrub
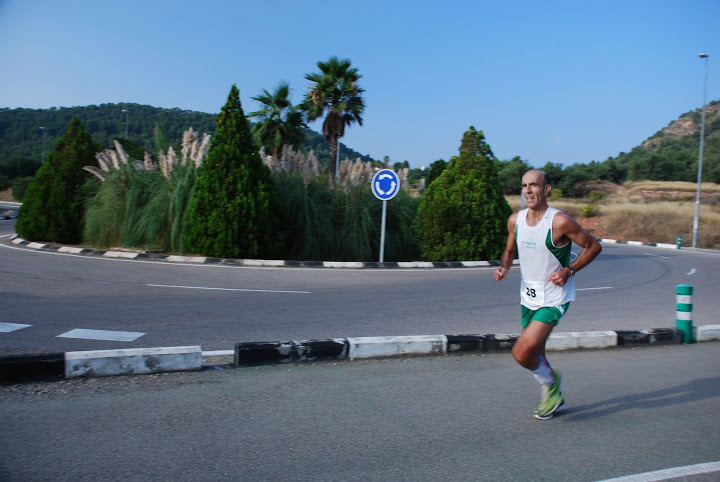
[183,85,282,258]
[16,117,100,243]
[414,127,511,261]
[11,176,33,201]
[581,204,595,218]
[589,190,605,202]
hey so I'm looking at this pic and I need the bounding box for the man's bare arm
[494,213,518,281]
[548,213,602,285]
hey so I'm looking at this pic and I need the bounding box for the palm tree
[249,82,305,159]
[303,57,365,179]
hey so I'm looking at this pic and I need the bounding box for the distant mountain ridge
[0,103,376,167]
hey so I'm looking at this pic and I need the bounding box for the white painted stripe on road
[687,268,697,275]
[0,322,32,333]
[57,328,146,341]
[596,460,720,481]
[147,284,310,294]
[644,253,669,258]
[576,287,612,291]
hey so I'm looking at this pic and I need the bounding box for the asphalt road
[1,213,718,356]
[1,343,718,481]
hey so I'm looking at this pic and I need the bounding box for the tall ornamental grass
[83,164,196,252]
[275,172,420,262]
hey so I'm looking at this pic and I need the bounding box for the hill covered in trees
[0,103,375,168]
[495,100,720,197]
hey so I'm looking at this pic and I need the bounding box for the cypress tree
[414,126,511,261]
[16,117,99,244]
[183,85,282,258]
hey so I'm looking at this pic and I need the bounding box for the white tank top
[516,206,575,308]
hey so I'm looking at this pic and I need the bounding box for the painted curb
[7,233,711,269]
[231,326,714,367]
[64,346,202,378]
[1,327,718,381]
[695,324,720,342]
[347,335,446,360]
[0,353,65,381]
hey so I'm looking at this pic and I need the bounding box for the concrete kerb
[2,327,719,382]
[232,326,720,367]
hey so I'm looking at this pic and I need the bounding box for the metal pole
[39,127,46,163]
[692,54,708,248]
[379,200,387,263]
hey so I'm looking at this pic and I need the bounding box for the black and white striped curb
[2,326,719,382]
[4,234,689,269]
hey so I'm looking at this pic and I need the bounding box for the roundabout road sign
[371,169,400,201]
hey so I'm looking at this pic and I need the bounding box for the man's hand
[495,266,509,281]
[547,267,570,286]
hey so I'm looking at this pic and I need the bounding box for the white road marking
[576,287,612,291]
[57,329,145,342]
[644,253,669,258]
[596,460,720,481]
[0,322,32,333]
[687,268,697,275]
[147,284,310,294]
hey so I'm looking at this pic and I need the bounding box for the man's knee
[512,341,535,369]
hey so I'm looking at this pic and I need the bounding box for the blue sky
[1,0,718,168]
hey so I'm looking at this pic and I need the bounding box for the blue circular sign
[371,169,400,201]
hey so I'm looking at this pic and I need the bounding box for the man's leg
[513,320,564,419]
[512,320,553,369]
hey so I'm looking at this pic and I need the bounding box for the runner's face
[522,172,549,209]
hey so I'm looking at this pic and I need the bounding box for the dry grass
[603,201,720,248]
[625,181,720,195]
[0,188,14,202]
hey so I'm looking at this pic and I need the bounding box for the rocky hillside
[642,101,719,151]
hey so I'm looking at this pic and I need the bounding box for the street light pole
[121,109,130,139]
[39,126,46,163]
[692,53,709,248]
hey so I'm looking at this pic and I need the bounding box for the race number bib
[521,279,545,307]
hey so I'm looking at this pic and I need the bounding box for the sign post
[371,169,400,263]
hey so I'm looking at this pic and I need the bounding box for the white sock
[531,354,555,386]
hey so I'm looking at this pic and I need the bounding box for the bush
[183,85,282,258]
[415,127,511,261]
[10,176,33,201]
[15,117,100,243]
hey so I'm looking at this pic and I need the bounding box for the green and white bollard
[676,235,682,249]
[676,284,693,344]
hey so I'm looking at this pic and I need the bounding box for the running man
[494,169,602,419]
